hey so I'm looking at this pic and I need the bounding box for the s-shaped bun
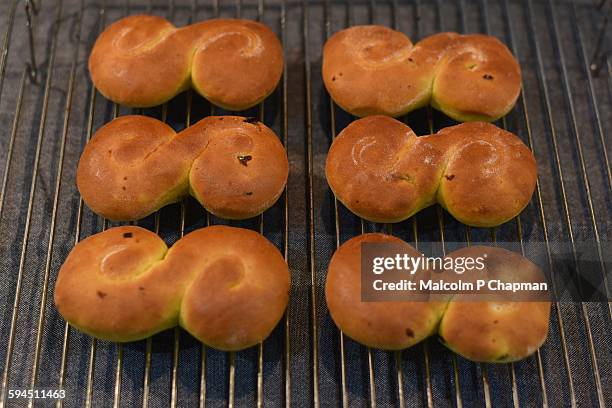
[323,26,521,121]
[89,16,283,109]
[325,233,550,362]
[54,225,290,350]
[77,115,288,221]
[325,116,537,227]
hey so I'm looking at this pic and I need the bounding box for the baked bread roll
[437,246,550,363]
[54,225,290,350]
[325,116,537,227]
[325,233,446,350]
[322,26,521,121]
[89,16,284,109]
[77,115,288,221]
[324,234,551,362]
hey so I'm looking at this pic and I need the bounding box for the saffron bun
[324,234,551,362]
[325,116,537,227]
[325,233,447,350]
[89,16,284,109]
[77,115,288,221]
[438,246,550,362]
[54,225,290,351]
[322,25,521,121]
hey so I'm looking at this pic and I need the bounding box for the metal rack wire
[0,0,609,407]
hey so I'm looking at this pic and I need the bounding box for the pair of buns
[89,16,284,110]
[54,225,290,351]
[325,116,537,227]
[323,26,521,121]
[77,115,288,221]
[325,233,551,362]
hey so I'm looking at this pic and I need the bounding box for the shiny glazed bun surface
[438,246,551,363]
[323,26,521,121]
[89,16,284,109]
[54,225,290,350]
[325,234,550,362]
[325,116,537,227]
[325,233,446,350]
[77,115,288,221]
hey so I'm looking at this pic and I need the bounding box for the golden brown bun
[54,226,174,342]
[325,116,537,227]
[89,15,283,109]
[54,225,290,350]
[324,235,551,362]
[77,115,288,221]
[325,233,446,350]
[322,26,521,121]
[177,226,290,350]
[438,246,551,362]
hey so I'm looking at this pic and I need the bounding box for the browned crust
[77,115,288,221]
[325,116,537,227]
[325,233,447,350]
[53,226,176,342]
[177,226,290,350]
[54,225,290,350]
[89,15,283,109]
[324,235,551,362]
[438,246,551,362]
[322,26,521,121]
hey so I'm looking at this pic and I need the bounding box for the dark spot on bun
[97,291,107,299]
[245,192,253,196]
[138,286,145,291]
[238,155,253,166]
[244,117,259,124]
[123,176,128,181]
[405,328,414,338]
[497,353,509,361]
[123,232,133,238]
[332,76,336,81]
[483,74,494,80]
[445,174,455,181]
[493,319,499,324]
